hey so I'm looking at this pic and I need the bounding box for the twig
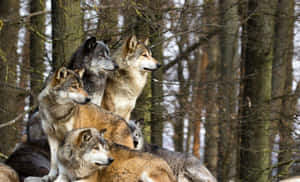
[0,152,8,159]
[0,105,37,129]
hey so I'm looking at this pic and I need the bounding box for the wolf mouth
[143,68,157,71]
[134,141,138,148]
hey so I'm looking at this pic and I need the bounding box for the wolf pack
[0,35,219,182]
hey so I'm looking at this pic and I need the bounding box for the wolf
[101,35,161,121]
[279,176,300,182]
[0,163,19,182]
[55,128,114,182]
[67,36,118,105]
[56,128,176,182]
[128,120,217,182]
[38,67,134,181]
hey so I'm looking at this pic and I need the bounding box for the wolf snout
[156,63,161,68]
[114,63,119,70]
[85,97,91,103]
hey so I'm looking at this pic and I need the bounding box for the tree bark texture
[240,0,277,181]
[51,0,84,70]
[0,0,22,157]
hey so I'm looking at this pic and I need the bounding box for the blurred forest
[0,0,299,181]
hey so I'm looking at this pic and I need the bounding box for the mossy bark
[51,0,84,70]
[0,0,21,158]
[240,0,277,181]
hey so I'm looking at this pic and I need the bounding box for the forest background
[0,0,299,181]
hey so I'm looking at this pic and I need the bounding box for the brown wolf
[101,35,161,121]
[57,128,176,182]
[38,67,133,181]
[0,163,19,182]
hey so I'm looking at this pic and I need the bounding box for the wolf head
[70,37,118,75]
[58,128,113,178]
[50,67,90,105]
[119,35,161,72]
[128,119,144,150]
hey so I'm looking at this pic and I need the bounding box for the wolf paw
[24,176,44,182]
[42,174,57,182]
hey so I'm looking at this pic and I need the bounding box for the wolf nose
[156,63,161,68]
[85,97,91,103]
[108,157,114,164]
[114,63,119,70]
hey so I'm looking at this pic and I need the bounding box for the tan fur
[279,176,300,182]
[57,129,175,182]
[101,36,160,121]
[72,104,134,149]
[97,143,176,182]
[0,163,19,182]
[39,67,134,181]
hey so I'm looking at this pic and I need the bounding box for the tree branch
[0,152,8,159]
[0,105,37,129]
[163,28,220,72]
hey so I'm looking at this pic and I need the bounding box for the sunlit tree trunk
[51,0,84,70]
[240,0,277,181]
[0,0,21,157]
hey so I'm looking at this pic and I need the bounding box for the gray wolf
[38,67,133,181]
[101,35,161,121]
[128,120,217,182]
[55,128,113,182]
[56,128,176,182]
[0,163,19,182]
[67,36,118,105]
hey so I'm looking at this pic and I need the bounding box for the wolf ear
[75,68,85,78]
[127,35,137,51]
[135,118,144,128]
[56,67,68,80]
[85,37,97,51]
[143,38,150,46]
[99,128,107,138]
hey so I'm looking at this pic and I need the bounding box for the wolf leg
[42,136,59,182]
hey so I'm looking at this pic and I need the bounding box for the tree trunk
[29,0,46,111]
[192,50,207,158]
[150,10,164,147]
[272,0,295,179]
[240,0,277,181]
[96,0,119,44]
[218,0,239,180]
[51,0,84,70]
[0,0,21,157]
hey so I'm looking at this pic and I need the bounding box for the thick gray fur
[128,120,217,182]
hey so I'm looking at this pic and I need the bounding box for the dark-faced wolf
[101,35,161,121]
[128,120,217,182]
[56,128,176,182]
[67,36,118,105]
[38,67,133,181]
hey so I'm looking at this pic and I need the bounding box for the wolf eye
[142,54,147,57]
[94,146,99,150]
[71,84,78,89]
